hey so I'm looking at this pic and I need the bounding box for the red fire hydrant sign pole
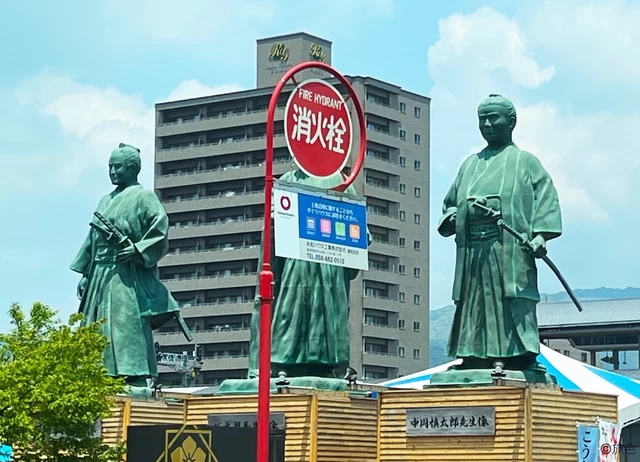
[258,61,366,462]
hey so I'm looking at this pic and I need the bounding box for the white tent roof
[380,344,640,426]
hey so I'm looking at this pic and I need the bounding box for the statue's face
[108,152,135,186]
[478,104,513,145]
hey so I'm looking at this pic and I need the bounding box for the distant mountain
[540,287,640,303]
[429,287,640,367]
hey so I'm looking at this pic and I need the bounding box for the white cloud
[161,80,244,103]
[8,70,243,193]
[427,6,640,225]
[526,0,640,86]
[428,7,555,91]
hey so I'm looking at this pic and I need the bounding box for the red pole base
[257,265,274,462]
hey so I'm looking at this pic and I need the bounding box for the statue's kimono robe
[248,170,370,378]
[438,144,562,360]
[70,184,182,378]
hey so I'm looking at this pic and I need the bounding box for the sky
[1,0,639,332]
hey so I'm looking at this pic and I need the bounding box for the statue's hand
[77,276,88,300]
[116,242,138,263]
[529,235,547,259]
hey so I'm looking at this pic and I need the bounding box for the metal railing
[365,181,400,193]
[177,300,254,308]
[171,217,263,229]
[158,133,285,153]
[363,350,399,357]
[167,244,259,256]
[363,320,398,329]
[366,126,399,138]
[158,105,286,127]
[155,326,250,336]
[158,158,291,179]
[161,272,257,283]
[365,152,400,166]
[363,295,399,302]
[371,238,399,247]
[163,190,263,204]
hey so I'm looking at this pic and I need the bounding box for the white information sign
[274,184,368,271]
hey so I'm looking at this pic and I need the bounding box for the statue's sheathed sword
[471,201,583,312]
[87,211,194,342]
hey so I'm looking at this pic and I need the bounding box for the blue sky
[1,0,639,331]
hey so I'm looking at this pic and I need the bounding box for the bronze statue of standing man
[437,94,562,379]
[71,143,191,396]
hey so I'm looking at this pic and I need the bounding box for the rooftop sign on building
[256,32,332,88]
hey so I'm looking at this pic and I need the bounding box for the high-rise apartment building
[153,32,430,386]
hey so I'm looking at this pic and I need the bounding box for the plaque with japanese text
[406,406,496,436]
[207,412,286,430]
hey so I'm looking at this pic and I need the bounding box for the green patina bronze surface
[219,169,369,394]
[433,95,562,385]
[71,143,189,397]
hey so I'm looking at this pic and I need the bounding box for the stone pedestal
[217,376,348,395]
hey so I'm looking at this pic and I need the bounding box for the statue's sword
[471,201,583,312]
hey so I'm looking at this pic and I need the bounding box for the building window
[414,160,421,171]
[414,187,421,197]
[414,107,421,118]
[399,156,406,166]
[398,347,405,357]
[399,265,406,274]
[399,237,406,247]
[413,321,420,331]
[581,352,588,363]
[563,350,571,356]
[399,210,406,221]
[413,349,420,359]
[399,292,406,303]
[413,294,421,305]
[414,267,421,278]
[398,319,405,329]
[399,183,406,194]
[414,214,421,224]
[400,102,406,113]
[400,129,406,140]
[414,134,421,144]
[414,240,421,250]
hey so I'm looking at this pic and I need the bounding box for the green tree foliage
[0,302,126,461]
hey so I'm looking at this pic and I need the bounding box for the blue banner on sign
[297,192,367,249]
[578,424,599,462]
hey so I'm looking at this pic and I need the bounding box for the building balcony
[178,301,254,319]
[369,240,400,257]
[363,155,404,176]
[367,211,400,230]
[364,183,402,203]
[362,296,400,312]
[362,351,400,368]
[163,191,264,214]
[156,107,285,137]
[366,127,402,149]
[154,327,251,347]
[169,218,264,240]
[362,322,400,340]
[159,245,260,267]
[364,100,401,122]
[364,268,401,285]
[156,159,293,189]
[200,355,250,372]
[162,273,257,293]
[156,134,287,163]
